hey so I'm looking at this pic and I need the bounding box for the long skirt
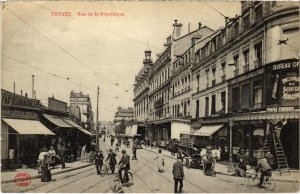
[41,165,52,182]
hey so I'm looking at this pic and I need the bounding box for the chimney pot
[198,22,202,29]
[174,19,177,23]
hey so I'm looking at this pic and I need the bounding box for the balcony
[221,75,226,83]
[234,69,239,77]
[254,59,262,68]
[154,98,163,108]
[243,64,249,73]
[212,79,216,87]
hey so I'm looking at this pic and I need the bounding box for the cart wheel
[185,158,191,169]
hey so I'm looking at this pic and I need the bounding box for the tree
[115,119,126,135]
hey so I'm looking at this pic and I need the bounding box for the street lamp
[228,117,234,172]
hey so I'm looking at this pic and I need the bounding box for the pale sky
[1,1,241,121]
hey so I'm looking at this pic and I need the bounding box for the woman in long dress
[41,155,52,182]
[48,146,56,169]
[154,149,164,173]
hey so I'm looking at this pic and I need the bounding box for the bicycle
[248,170,276,191]
[109,165,133,192]
[100,162,112,177]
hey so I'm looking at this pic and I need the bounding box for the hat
[121,149,126,154]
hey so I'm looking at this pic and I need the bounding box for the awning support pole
[228,117,234,172]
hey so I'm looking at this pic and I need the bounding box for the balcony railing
[253,102,262,109]
[243,64,249,73]
[212,79,216,87]
[254,59,262,68]
[234,69,239,77]
[221,75,226,82]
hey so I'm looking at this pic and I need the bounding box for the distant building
[70,91,94,130]
[114,106,134,125]
[99,121,114,136]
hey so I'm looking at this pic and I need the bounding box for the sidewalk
[1,160,93,184]
[142,146,300,183]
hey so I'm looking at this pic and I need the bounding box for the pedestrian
[94,150,104,175]
[111,137,115,147]
[234,150,247,177]
[255,157,272,188]
[173,157,184,193]
[41,155,52,182]
[154,149,164,173]
[118,150,130,183]
[48,146,56,169]
[106,148,117,174]
[132,144,137,160]
[59,145,66,169]
[264,151,275,169]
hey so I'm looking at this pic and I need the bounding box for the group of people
[234,149,274,187]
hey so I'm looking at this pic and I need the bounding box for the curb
[143,147,299,183]
[2,163,93,184]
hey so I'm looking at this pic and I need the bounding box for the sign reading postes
[266,59,299,107]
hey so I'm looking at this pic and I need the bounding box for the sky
[1,1,241,121]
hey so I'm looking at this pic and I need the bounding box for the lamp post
[228,117,234,172]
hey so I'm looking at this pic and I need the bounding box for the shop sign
[48,97,67,113]
[267,107,295,112]
[266,59,299,107]
[1,109,38,119]
[1,91,40,108]
[70,97,89,103]
[229,68,264,85]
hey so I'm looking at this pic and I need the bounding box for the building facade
[190,1,299,168]
[70,91,94,131]
[114,106,134,125]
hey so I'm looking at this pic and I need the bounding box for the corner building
[191,1,299,168]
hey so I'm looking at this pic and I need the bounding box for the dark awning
[42,114,73,128]
[61,118,93,136]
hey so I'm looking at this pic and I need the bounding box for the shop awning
[42,114,73,128]
[2,118,55,135]
[195,124,224,137]
[130,125,138,136]
[172,121,191,139]
[61,118,93,136]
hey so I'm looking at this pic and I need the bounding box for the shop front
[1,89,55,169]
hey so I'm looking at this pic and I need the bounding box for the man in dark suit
[118,149,130,183]
[132,144,137,160]
[94,150,104,175]
[173,157,184,193]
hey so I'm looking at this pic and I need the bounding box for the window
[211,95,216,114]
[196,100,200,118]
[241,84,250,109]
[212,67,216,86]
[196,74,200,91]
[206,69,209,88]
[243,14,250,29]
[255,4,263,21]
[253,80,263,109]
[254,42,262,67]
[243,50,249,65]
[205,97,209,117]
[234,22,239,36]
[234,55,239,76]
[232,87,240,112]
[221,91,226,113]
[221,62,226,82]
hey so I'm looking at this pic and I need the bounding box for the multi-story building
[70,91,94,131]
[114,106,134,125]
[133,49,153,137]
[134,20,213,144]
[191,1,299,168]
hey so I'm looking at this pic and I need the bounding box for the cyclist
[255,157,272,188]
[118,149,130,183]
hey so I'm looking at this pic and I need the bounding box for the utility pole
[32,75,35,98]
[96,86,100,151]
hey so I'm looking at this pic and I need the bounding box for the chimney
[25,93,28,98]
[173,19,183,39]
[21,90,23,96]
[198,22,202,29]
[188,23,190,33]
[143,50,152,65]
